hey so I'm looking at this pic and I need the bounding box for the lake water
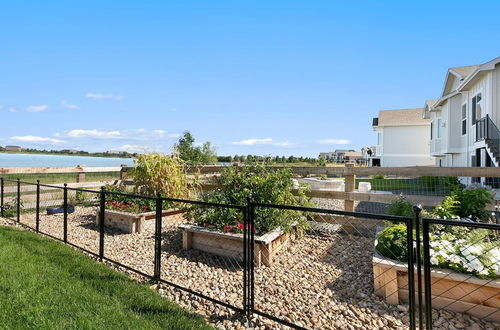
[0,153,135,168]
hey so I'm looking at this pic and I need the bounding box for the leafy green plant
[431,194,460,219]
[319,174,328,180]
[371,174,385,180]
[386,194,414,217]
[318,158,326,167]
[453,187,493,222]
[376,224,409,262]
[187,164,313,235]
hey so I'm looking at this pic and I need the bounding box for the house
[319,149,356,163]
[344,151,363,163]
[372,108,434,167]
[429,56,500,171]
[5,145,22,151]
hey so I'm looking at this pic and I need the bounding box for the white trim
[382,153,433,158]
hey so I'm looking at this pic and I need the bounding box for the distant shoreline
[0,151,133,159]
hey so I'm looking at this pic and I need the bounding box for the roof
[425,99,438,109]
[344,151,362,158]
[377,108,429,126]
[449,65,479,79]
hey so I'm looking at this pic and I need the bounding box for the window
[430,121,434,140]
[472,93,482,124]
[437,118,442,138]
[461,104,467,135]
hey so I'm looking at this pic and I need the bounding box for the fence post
[153,194,163,281]
[406,212,416,330]
[36,180,40,232]
[243,198,248,318]
[0,178,4,218]
[248,196,255,314]
[76,164,86,183]
[422,218,432,330]
[344,163,356,212]
[413,205,424,330]
[63,183,68,242]
[17,178,20,222]
[120,165,128,181]
[99,186,106,261]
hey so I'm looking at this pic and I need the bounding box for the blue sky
[1,1,500,157]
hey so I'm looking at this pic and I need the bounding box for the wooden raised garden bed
[373,250,500,322]
[96,208,185,234]
[179,224,292,267]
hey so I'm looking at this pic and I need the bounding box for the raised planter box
[179,224,292,267]
[96,208,185,234]
[373,245,500,322]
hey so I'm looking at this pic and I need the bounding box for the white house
[372,108,434,167]
[428,57,500,176]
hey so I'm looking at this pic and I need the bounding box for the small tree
[174,131,217,164]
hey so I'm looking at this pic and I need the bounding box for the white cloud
[56,128,178,142]
[10,135,65,144]
[232,138,294,147]
[114,144,163,153]
[8,107,17,113]
[26,105,49,112]
[65,129,122,139]
[61,100,79,109]
[317,138,351,145]
[85,93,123,100]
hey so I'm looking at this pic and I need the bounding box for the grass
[1,172,121,186]
[0,226,212,329]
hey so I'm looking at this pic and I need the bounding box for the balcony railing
[476,115,500,156]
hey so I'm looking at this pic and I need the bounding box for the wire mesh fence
[1,174,500,329]
[422,218,500,328]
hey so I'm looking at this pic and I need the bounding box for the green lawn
[1,172,121,186]
[0,226,212,329]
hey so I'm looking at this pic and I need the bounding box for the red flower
[224,225,231,233]
[237,222,244,230]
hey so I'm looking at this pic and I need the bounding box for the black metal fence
[0,177,499,329]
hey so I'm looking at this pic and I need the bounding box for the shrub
[431,194,460,220]
[371,174,385,180]
[453,187,493,222]
[386,195,414,217]
[376,224,409,262]
[187,164,313,235]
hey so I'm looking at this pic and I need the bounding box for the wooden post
[344,163,356,211]
[76,164,86,183]
[120,165,128,180]
[182,231,192,249]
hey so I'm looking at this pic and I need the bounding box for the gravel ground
[1,209,499,330]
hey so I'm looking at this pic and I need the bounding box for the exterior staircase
[476,115,500,167]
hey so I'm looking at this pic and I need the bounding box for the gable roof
[449,65,479,79]
[377,108,429,126]
[433,56,500,109]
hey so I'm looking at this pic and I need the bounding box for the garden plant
[377,186,499,279]
[187,164,313,235]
